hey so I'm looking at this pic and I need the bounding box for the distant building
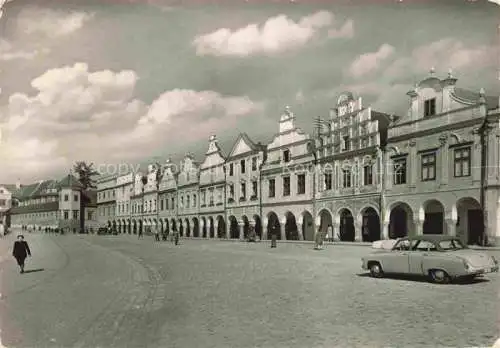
[176,154,200,237]
[0,183,16,228]
[9,174,97,232]
[97,175,118,231]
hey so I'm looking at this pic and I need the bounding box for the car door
[383,239,411,274]
[408,240,436,275]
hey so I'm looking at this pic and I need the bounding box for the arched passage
[302,211,314,241]
[318,209,333,241]
[389,202,414,238]
[339,209,355,241]
[422,200,445,234]
[217,215,226,238]
[209,217,215,238]
[253,215,262,239]
[242,216,250,239]
[185,218,191,237]
[284,212,299,240]
[456,197,483,245]
[229,216,239,239]
[267,212,281,240]
[360,207,380,242]
[192,217,200,238]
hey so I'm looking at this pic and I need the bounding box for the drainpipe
[311,139,318,241]
[478,91,489,246]
[379,146,386,240]
[258,146,265,239]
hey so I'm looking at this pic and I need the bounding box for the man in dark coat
[12,235,31,273]
[270,226,277,248]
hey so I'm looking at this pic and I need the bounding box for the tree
[73,161,99,233]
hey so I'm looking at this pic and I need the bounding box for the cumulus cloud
[349,44,395,78]
[385,38,496,79]
[0,6,92,63]
[0,63,263,182]
[193,11,353,57]
[328,19,354,39]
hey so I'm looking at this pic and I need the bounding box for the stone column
[213,220,218,239]
[445,218,457,237]
[472,128,481,183]
[238,222,244,240]
[413,219,423,237]
[280,217,287,240]
[263,218,268,240]
[297,222,304,241]
[382,221,389,240]
[354,221,362,242]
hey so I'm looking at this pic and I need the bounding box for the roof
[10,201,59,214]
[452,88,499,110]
[0,184,17,192]
[226,133,266,160]
[58,174,84,189]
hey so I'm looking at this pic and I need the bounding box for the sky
[0,0,498,184]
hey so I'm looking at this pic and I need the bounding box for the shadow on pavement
[356,272,490,285]
[23,268,45,274]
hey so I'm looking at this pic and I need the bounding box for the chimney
[15,178,21,190]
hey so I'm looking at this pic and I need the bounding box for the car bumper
[466,265,499,275]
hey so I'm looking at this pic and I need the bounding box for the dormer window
[283,149,291,163]
[424,98,436,117]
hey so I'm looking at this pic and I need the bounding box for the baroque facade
[89,71,500,245]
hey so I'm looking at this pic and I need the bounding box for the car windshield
[438,239,467,250]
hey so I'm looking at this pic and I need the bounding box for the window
[342,169,351,188]
[165,199,169,210]
[297,174,306,194]
[252,181,258,196]
[415,240,437,251]
[160,199,164,210]
[171,198,174,209]
[283,149,291,163]
[229,184,234,198]
[229,163,234,176]
[240,160,246,174]
[193,194,197,207]
[72,210,78,220]
[324,173,332,190]
[187,195,190,208]
[74,194,78,201]
[343,136,350,151]
[64,194,69,201]
[393,158,407,185]
[252,157,257,171]
[241,182,246,199]
[454,147,471,177]
[64,210,69,220]
[363,165,373,185]
[0,199,5,206]
[421,152,436,181]
[209,192,214,206]
[424,98,436,117]
[269,179,275,198]
[180,196,184,208]
[283,176,291,196]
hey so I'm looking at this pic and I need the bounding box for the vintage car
[361,235,499,283]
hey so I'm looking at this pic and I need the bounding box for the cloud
[328,19,354,39]
[15,7,93,38]
[0,6,93,63]
[193,11,353,57]
[349,44,395,78]
[385,38,496,79]
[0,63,263,182]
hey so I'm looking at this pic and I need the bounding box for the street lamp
[141,174,148,235]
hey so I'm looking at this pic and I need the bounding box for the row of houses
[96,70,500,245]
[3,174,98,233]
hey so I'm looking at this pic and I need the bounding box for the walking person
[138,226,143,239]
[154,226,160,242]
[12,235,31,274]
[174,230,179,245]
[270,225,277,248]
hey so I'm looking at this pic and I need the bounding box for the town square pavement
[0,232,499,348]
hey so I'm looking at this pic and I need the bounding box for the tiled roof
[10,201,59,214]
[58,174,84,189]
[0,184,17,192]
[453,88,499,110]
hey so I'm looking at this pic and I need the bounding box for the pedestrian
[12,235,31,274]
[174,230,179,245]
[154,227,160,241]
[138,227,143,239]
[270,226,277,248]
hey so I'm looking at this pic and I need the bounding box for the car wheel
[369,262,384,278]
[429,269,451,284]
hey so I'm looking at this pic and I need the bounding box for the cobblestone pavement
[1,234,499,348]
